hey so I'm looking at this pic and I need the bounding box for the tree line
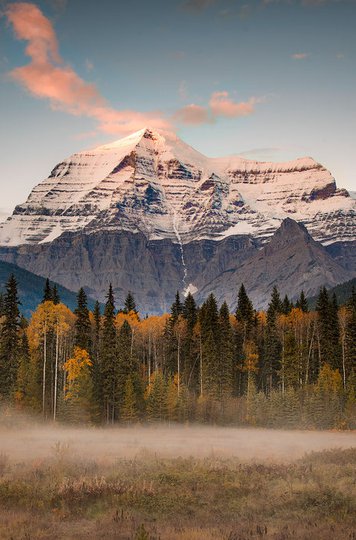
[0,276,355,428]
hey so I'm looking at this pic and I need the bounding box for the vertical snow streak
[172,211,188,293]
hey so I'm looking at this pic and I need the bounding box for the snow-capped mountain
[0,128,354,247]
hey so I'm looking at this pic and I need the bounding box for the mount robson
[0,127,355,313]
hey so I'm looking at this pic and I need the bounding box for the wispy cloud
[4,2,171,136]
[291,52,309,59]
[175,91,261,125]
[4,2,262,136]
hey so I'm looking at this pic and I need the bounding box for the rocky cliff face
[198,219,354,310]
[0,230,258,313]
[0,128,354,247]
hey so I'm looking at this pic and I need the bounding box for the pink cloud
[175,91,259,125]
[174,103,211,125]
[209,91,256,118]
[5,2,171,135]
[291,53,309,59]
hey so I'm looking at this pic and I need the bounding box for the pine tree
[146,371,168,422]
[236,283,254,337]
[199,294,220,399]
[100,284,118,423]
[170,291,183,325]
[121,376,139,423]
[52,285,60,305]
[296,290,308,313]
[0,274,20,399]
[281,294,292,315]
[74,288,92,352]
[218,302,233,403]
[345,288,356,384]
[0,293,4,317]
[123,292,137,314]
[42,278,52,303]
[316,287,341,369]
[117,320,138,417]
[263,287,282,392]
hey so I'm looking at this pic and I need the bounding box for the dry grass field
[0,420,355,539]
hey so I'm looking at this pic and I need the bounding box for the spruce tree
[121,376,139,423]
[170,291,183,325]
[264,286,282,392]
[236,283,254,337]
[42,278,52,303]
[0,293,4,317]
[52,285,60,305]
[117,320,138,417]
[199,294,220,399]
[345,287,356,383]
[0,274,20,399]
[74,288,92,353]
[296,290,308,313]
[100,284,118,422]
[123,292,137,314]
[146,371,168,422]
[281,294,292,315]
[316,287,341,369]
[218,302,233,403]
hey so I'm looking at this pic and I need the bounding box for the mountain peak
[0,129,354,247]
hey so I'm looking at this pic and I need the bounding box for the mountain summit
[0,128,354,247]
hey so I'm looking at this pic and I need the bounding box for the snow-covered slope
[0,128,354,246]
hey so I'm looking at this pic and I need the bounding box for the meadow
[0,417,355,539]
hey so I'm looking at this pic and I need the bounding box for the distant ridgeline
[307,278,356,310]
[0,270,355,430]
[0,260,99,317]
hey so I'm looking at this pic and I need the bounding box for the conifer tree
[316,287,341,369]
[42,278,52,303]
[121,376,139,423]
[296,290,308,313]
[100,284,118,422]
[218,302,233,403]
[281,294,292,315]
[263,286,282,392]
[146,371,168,422]
[0,274,20,399]
[123,292,137,314]
[345,287,356,382]
[52,285,60,305]
[117,320,138,416]
[0,293,4,317]
[74,288,91,353]
[170,291,183,325]
[236,284,254,338]
[200,294,220,399]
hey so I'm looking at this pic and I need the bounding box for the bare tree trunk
[199,336,203,397]
[42,321,47,418]
[177,337,180,397]
[53,322,59,421]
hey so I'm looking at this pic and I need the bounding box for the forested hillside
[0,275,355,429]
[0,261,98,316]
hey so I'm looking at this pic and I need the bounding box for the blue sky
[0,0,355,217]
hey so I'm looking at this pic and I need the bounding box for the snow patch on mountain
[0,128,354,247]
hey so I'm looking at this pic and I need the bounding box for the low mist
[1,414,355,464]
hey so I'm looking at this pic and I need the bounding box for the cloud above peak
[4,2,261,137]
[4,2,171,135]
[174,91,260,125]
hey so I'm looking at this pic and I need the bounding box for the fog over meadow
[1,419,355,463]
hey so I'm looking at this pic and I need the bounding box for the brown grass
[0,444,355,539]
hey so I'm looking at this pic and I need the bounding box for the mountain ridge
[0,127,354,247]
